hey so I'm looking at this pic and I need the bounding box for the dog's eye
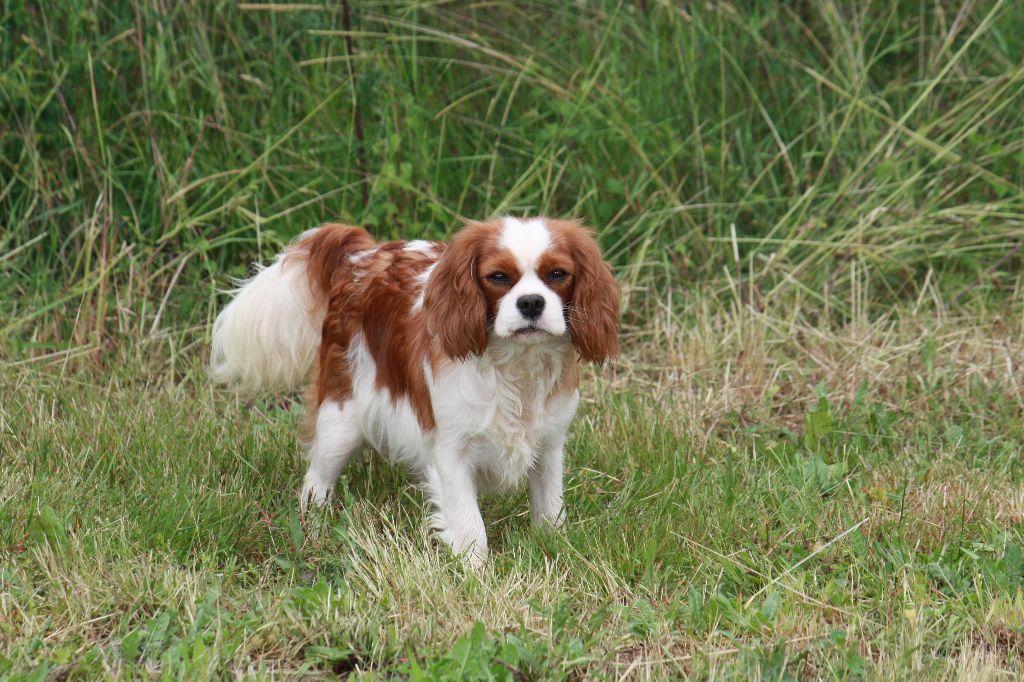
[547,269,568,282]
[486,272,512,285]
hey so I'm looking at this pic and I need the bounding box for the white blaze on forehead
[492,217,566,338]
[499,217,551,272]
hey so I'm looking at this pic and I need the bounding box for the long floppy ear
[423,223,490,360]
[563,223,619,363]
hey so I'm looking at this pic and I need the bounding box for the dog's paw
[299,475,332,513]
[460,545,488,571]
[531,507,566,531]
[435,526,488,570]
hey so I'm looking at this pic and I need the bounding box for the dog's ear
[559,222,619,363]
[424,223,490,359]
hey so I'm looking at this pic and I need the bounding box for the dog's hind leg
[300,399,362,511]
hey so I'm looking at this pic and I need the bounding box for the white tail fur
[210,232,323,394]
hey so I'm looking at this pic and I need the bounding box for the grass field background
[3,0,1024,678]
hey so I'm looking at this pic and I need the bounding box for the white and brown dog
[211,217,619,565]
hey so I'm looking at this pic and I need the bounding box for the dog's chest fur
[433,340,577,491]
[349,333,579,494]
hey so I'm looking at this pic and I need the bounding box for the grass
[3,0,1024,678]
[4,308,1024,678]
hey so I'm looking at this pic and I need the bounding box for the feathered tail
[210,224,374,394]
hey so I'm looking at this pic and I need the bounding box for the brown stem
[341,0,369,215]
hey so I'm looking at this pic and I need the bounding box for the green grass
[4,314,1024,678]
[3,0,1024,678]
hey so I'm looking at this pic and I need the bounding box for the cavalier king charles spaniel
[211,217,618,565]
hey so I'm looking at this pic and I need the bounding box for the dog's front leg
[427,449,487,567]
[529,435,566,528]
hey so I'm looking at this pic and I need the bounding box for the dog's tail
[210,224,375,394]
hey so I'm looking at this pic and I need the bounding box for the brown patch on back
[308,228,444,431]
[358,242,437,429]
[298,224,376,304]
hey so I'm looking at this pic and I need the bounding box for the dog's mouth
[512,325,547,337]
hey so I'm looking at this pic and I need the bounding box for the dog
[211,217,619,565]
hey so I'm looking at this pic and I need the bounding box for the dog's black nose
[516,294,545,320]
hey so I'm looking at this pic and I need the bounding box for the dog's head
[424,217,619,363]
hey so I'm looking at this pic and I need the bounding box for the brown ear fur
[423,222,491,359]
[557,221,619,363]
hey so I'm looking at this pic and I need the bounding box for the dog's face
[478,218,575,340]
[424,217,619,362]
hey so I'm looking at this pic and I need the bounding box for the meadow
[3,0,1024,678]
